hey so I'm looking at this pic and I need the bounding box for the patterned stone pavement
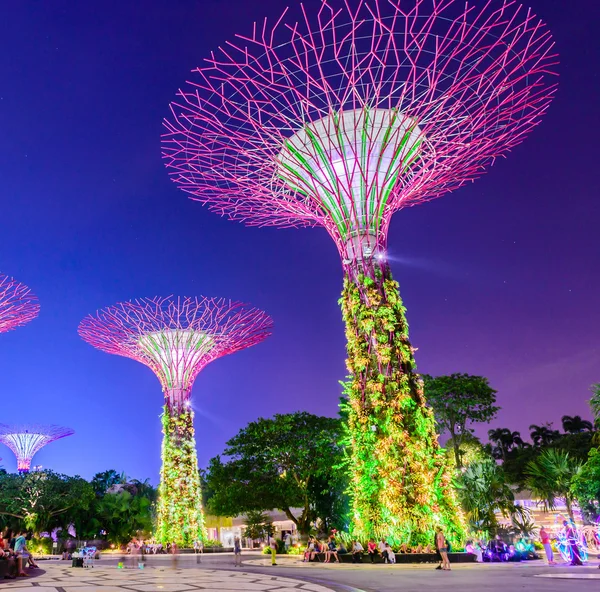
[0,564,338,592]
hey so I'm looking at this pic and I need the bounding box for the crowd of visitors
[0,530,39,578]
[301,528,452,569]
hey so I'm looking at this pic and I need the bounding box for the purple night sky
[0,0,598,480]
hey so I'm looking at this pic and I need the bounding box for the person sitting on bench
[351,540,364,563]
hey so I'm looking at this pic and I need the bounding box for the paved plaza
[3,554,600,592]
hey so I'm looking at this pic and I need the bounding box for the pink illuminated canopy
[0,424,74,473]
[163,0,557,261]
[0,273,40,334]
[78,296,273,394]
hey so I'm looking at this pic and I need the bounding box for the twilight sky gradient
[0,0,598,480]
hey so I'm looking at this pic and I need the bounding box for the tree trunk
[565,497,575,522]
[341,262,465,545]
[156,398,206,546]
[450,431,462,469]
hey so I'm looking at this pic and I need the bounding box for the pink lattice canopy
[0,424,74,473]
[78,296,273,395]
[163,0,557,261]
[0,274,40,334]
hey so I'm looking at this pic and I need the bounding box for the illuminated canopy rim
[78,296,273,391]
[162,0,558,239]
[0,424,74,471]
[0,273,40,333]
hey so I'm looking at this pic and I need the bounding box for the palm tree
[525,449,581,521]
[589,384,600,426]
[455,458,521,535]
[488,428,525,460]
[561,415,594,434]
[529,423,560,447]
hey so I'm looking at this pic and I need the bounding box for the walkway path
[0,564,337,592]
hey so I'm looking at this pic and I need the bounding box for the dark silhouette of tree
[529,423,560,447]
[561,415,594,434]
[488,428,525,460]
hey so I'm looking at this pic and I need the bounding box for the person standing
[539,527,556,565]
[233,536,242,567]
[269,538,278,566]
[563,521,583,566]
[435,528,450,571]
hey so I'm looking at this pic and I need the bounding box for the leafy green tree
[561,415,593,434]
[454,459,520,535]
[91,470,125,496]
[444,432,488,471]
[94,491,154,545]
[424,373,498,468]
[571,448,600,521]
[205,412,346,534]
[525,449,580,521]
[0,471,94,533]
[529,423,560,447]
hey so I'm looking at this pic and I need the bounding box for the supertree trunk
[156,394,206,546]
[340,262,465,545]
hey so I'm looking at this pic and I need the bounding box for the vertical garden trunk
[156,399,206,546]
[340,262,465,545]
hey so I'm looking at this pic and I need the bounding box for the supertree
[0,273,39,334]
[78,296,272,546]
[0,425,74,473]
[161,0,557,543]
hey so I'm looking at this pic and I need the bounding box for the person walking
[233,536,242,567]
[269,538,278,566]
[193,539,203,564]
[435,528,450,571]
[539,527,556,565]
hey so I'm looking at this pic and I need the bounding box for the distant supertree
[0,425,74,473]
[162,0,557,543]
[79,296,272,546]
[0,273,39,334]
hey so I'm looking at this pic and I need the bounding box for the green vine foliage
[156,404,206,546]
[340,264,465,546]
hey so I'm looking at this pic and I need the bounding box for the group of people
[303,536,344,563]
[0,530,39,578]
[301,528,451,570]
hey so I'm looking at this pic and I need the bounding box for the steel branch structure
[79,296,273,546]
[161,0,557,544]
[0,274,39,334]
[0,424,74,473]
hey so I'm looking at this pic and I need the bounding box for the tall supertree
[78,296,272,546]
[0,273,39,334]
[0,425,74,473]
[161,0,557,543]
